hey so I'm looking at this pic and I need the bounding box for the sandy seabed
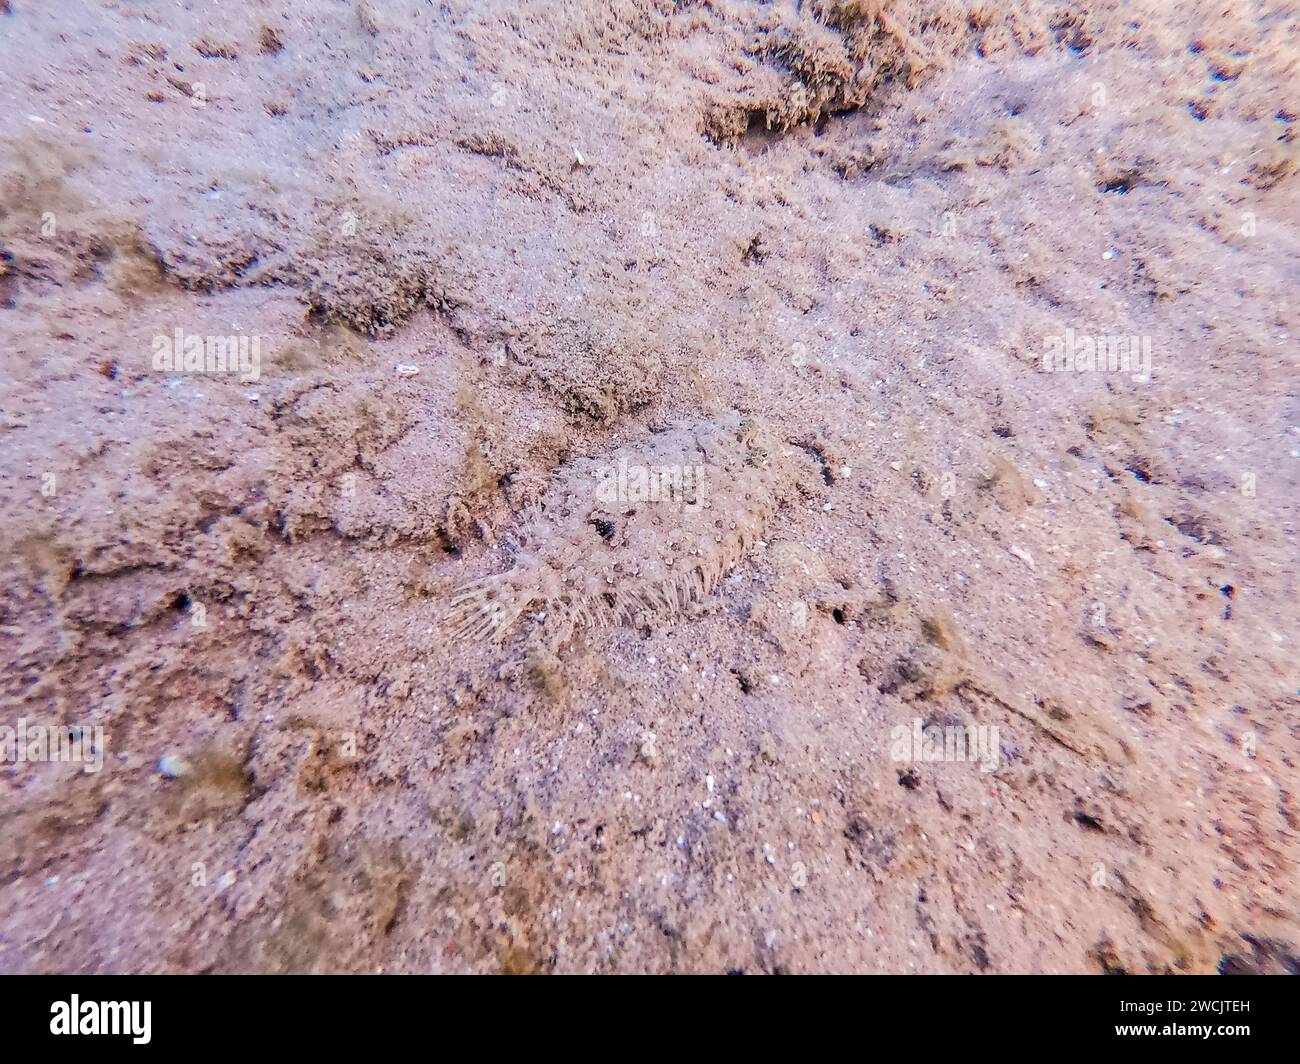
[0,0,1297,974]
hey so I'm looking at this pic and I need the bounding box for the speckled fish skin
[447,413,788,647]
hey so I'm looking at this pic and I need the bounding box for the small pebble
[639,731,658,762]
[1008,545,1035,569]
[158,754,191,779]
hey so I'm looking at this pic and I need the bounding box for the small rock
[790,861,808,888]
[639,730,658,763]
[158,754,191,779]
[1008,545,1035,569]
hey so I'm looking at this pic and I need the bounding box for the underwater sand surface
[0,1,1297,973]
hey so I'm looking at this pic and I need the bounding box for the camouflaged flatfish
[447,414,788,646]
